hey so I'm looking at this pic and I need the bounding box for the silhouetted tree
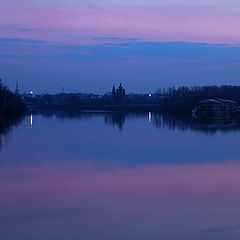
[0,78,26,116]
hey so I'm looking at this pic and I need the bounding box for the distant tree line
[155,85,240,114]
[0,78,26,150]
[26,84,240,115]
[33,83,127,108]
[0,78,26,117]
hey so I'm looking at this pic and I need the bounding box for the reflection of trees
[39,110,98,120]
[104,111,146,130]
[0,116,24,151]
[152,113,240,134]
[32,110,240,134]
[35,109,103,121]
[104,112,126,130]
[36,110,146,130]
[104,111,148,130]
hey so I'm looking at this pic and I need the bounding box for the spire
[112,85,116,94]
[15,81,19,95]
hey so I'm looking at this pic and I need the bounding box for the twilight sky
[1,0,240,93]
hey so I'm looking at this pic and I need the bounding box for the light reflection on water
[1,112,240,240]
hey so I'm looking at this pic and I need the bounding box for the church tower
[15,81,20,95]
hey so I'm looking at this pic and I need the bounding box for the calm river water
[1,111,240,240]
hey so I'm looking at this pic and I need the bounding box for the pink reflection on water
[1,161,240,239]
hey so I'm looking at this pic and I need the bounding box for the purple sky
[1,0,240,93]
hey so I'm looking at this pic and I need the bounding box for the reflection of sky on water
[1,113,240,167]
[1,162,240,240]
[1,113,240,240]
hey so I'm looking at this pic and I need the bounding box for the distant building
[21,91,37,110]
[21,91,35,99]
[194,98,237,119]
[112,83,126,105]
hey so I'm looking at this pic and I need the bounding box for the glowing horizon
[1,0,240,45]
[1,0,240,93]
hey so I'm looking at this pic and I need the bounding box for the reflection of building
[194,99,237,120]
[152,112,240,134]
[148,112,152,122]
[104,112,126,130]
[30,114,33,128]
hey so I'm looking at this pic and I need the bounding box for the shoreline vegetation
[0,79,240,143]
[0,79,26,148]
[0,79,26,118]
[1,78,240,117]
[24,84,240,115]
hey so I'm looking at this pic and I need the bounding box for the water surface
[1,112,240,240]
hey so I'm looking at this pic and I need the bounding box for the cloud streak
[1,0,240,92]
[1,0,240,44]
[1,40,240,63]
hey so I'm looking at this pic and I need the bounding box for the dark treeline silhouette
[0,78,26,117]
[0,78,26,151]
[155,85,240,114]
[24,84,240,115]
[34,84,127,108]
